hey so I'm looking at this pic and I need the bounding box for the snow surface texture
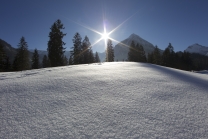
[0,62,208,138]
[185,43,208,56]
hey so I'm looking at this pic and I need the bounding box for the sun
[102,32,109,40]
[62,7,139,49]
[101,26,109,46]
[101,26,109,42]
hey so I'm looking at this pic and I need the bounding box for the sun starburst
[102,27,108,41]
[63,9,139,50]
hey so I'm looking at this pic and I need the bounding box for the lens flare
[62,8,140,49]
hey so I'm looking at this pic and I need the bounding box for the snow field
[0,62,208,138]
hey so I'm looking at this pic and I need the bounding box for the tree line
[147,43,208,71]
[1,19,207,72]
[125,40,208,71]
[0,43,11,72]
[0,19,104,72]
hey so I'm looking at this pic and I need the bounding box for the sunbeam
[62,8,140,50]
[52,11,139,52]
[33,0,142,52]
[108,10,139,35]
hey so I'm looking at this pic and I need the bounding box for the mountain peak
[185,43,208,56]
[129,33,142,39]
[114,33,155,61]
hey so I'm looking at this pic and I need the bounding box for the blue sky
[0,0,208,53]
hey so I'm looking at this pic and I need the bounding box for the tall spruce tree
[153,45,161,64]
[70,32,82,65]
[4,56,11,72]
[69,55,73,65]
[128,41,136,61]
[47,19,66,67]
[81,36,91,64]
[31,49,39,69]
[138,44,146,62]
[181,51,192,70]
[134,43,140,62]
[129,43,146,62]
[162,43,175,67]
[63,56,68,66]
[13,37,30,71]
[88,48,94,63]
[94,51,100,62]
[42,55,50,68]
[147,53,154,63]
[106,39,114,62]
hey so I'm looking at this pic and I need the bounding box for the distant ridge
[0,39,17,61]
[1,37,208,64]
[185,43,208,56]
[114,33,156,61]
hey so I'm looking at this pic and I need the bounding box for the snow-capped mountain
[185,43,208,56]
[114,33,156,61]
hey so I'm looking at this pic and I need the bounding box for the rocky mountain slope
[114,34,156,61]
[0,39,17,62]
[185,43,208,56]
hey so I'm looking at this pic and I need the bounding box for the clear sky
[1,0,208,53]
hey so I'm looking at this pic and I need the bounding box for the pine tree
[94,51,100,62]
[137,44,146,62]
[128,41,136,61]
[70,32,82,65]
[13,37,30,71]
[181,51,192,70]
[31,49,39,69]
[106,39,114,62]
[88,48,94,63]
[128,41,146,62]
[81,36,91,64]
[162,43,175,67]
[0,42,5,71]
[47,19,66,67]
[69,55,73,65]
[4,56,11,71]
[147,53,154,63]
[153,45,161,64]
[134,43,140,62]
[63,56,68,66]
[12,56,18,71]
[42,55,50,68]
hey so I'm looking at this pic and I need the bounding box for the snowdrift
[0,62,208,138]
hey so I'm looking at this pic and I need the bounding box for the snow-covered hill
[1,62,208,138]
[185,43,208,56]
[114,34,156,61]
